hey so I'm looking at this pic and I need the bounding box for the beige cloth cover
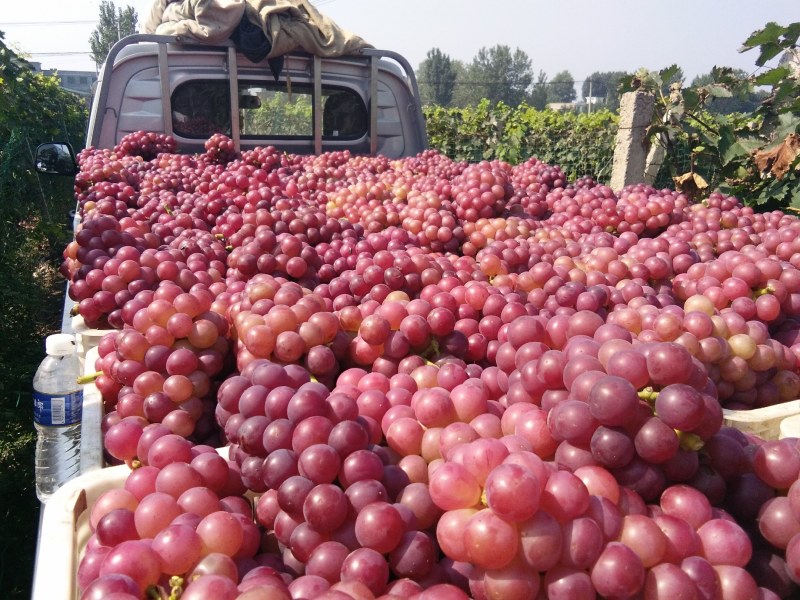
[141,0,372,57]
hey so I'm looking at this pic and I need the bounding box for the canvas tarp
[141,0,372,58]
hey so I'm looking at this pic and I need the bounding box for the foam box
[723,400,800,441]
[31,464,131,600]
[80,346,105,475]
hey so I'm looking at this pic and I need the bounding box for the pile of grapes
[70,131,800,600]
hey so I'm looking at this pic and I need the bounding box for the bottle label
[33,390,83,426]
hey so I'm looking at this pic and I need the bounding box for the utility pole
[115,0,121,42]
[588,79,592,115]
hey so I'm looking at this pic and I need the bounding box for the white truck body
[87,34,427,157]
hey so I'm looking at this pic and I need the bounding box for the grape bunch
[204,133,238,165]
[61,131,800,600]
[115,130,178,161]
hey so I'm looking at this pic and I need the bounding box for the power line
[0,20,97,26]
[421,79,594,86]
[27,52,92,56]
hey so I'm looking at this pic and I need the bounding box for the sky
[1,0,797,89]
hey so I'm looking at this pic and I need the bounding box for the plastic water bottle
[33,333,83,502]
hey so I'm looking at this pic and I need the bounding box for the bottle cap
[45,333,77,356]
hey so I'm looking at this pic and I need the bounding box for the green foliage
[0,33,87,598]
[452,45,534,108]
[582,71,629,111]
[0,415,39,599]
[89,1,138,68]
[621,22,800,209]
[424,100,618,182]
[547,70,577,104]
[418,48,458,107]
[243,92,313,136]
[690,68,767,114]
[0,34,87,221]
[529,71,549,110]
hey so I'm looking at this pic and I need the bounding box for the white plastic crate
[780,413,800,439]
[722,400,800,441]
[71,315,110,371]
[31,463,131,600]
[32,448,233,600]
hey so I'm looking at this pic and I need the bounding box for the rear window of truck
[171,81,368,140]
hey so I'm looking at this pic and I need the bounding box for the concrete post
[610,91,655,191]
[643,141,667,186]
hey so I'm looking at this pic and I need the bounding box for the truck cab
[85,34,427,158]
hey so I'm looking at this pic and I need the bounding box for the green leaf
[711,66,735,82]
[706,84,733,99]
[783,23,800,46]
[720,133,761,167]
[773,79,800,110]
[740,22,786,51]
[791,182,800,211]
[755,42,785,67]
[760,175,791,204]
[753,66,791,86]
[659,65,681,84]
[682,88,701,111]
[773,113,800,140]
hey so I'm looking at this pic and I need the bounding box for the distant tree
[582,71,628,110]
[418,48,458,106]
[547,70,576,103]
[451,61,480,107]
[690,68,766,113]
[89,1,138,69]
[530,71,549,110]
[455,45,533,107]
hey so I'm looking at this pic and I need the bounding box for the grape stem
[77,371,102,385]
[168,575,184,600]
[637,388,659,403]
[420,338,440,359]
[145,584,163,599]
[678,431,704,451]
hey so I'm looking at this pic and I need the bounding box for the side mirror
[35,142,78,176]
[239,94,262,110]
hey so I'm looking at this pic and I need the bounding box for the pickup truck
[72,33,426,158]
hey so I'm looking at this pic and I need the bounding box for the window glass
[171,81,367,140]
[172,81,232,138]
[239,84,313,137]
[322,90,368,139]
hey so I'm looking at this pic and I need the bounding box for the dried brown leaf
[754,133,800,180]
[673,172,709,200]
